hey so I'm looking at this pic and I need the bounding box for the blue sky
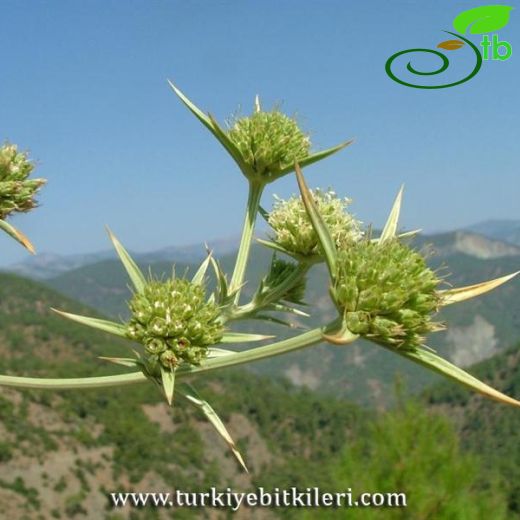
[0,0,518,265]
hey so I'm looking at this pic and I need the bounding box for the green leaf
[52,309,128,338]
[181,385,248,472]
[379,185,404,243]
[295,163,337,277]
[106,227,146,294]
[453,5,513,35]
[220,332,274,344]
[0,219,35,253]
[278,140,353,176]
[160,366,176,406]
[191,251,212,285]
[385,345,520,408]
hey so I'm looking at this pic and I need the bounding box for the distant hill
[0,272,517,517]
[4,236,240,280]
[35,230,520,407]
[466,220,520,247]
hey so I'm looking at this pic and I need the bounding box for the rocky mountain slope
[0,272,517,518]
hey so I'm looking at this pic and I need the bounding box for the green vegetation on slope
[0,272,517,518]
[424,344,520,513]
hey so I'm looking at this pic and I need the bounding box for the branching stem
[0,318,348,390]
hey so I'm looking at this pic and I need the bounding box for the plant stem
[0,318,351,390]
[0,372,146,390]
[229,180,264,302]
[178,318,343,376]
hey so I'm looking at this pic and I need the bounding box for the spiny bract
[268,189,362,257]
[227,110,310,181]
[332,239,443,349]
[0,143,46,220]
[126,278,224,370]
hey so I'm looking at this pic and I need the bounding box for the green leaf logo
[453,5,513,34]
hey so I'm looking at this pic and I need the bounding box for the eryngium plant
[0,86,518,473]
[332,239,443,348]
[263,189,362,261]
[0,143,45,252]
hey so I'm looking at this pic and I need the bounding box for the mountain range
[6,219,520,280]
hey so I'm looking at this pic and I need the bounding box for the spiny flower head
[126,278,224,370]
[332,239,443,349]
[268,189,362,258]
[227,109,310,182]
[0,143,46,219]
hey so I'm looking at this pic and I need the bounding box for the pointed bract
[191,251,213,285]
[0,219,35,253]
[256,238,322,264]
[379,185,404,243]
[440,271,519,306]
[322,320,359,345]
[278,140,354,177]
[106,227,146,294]
[182,385,248,472]
[52,309,127,338]
[160,366,176,406]
[168,81,252,177]
[385,344,520,408]
[295,163,337,277]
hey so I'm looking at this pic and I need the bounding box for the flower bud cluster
[264,258,306,304]
[0,143,45,219]
[333,239,442,348]
[268,189,362,257]
[227,110,310,180]
[126,278,223,369]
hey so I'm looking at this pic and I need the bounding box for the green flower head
[126,278,224,371]
[0,143,46,220]
[227,108,310,182]
[267,189,363,259]
[332,239,443,349]
[169,83,352,186]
